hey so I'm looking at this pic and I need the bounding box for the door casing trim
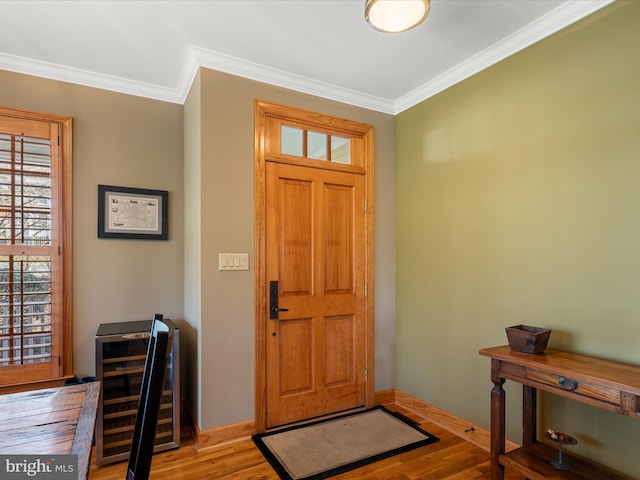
[253,100,375,433]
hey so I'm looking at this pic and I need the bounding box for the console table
[479,346,640,480]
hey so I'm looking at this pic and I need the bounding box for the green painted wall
[395,1,640,476]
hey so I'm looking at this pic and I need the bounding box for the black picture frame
[98,185,168,240]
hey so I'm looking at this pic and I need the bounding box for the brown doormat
[252,406,439,480]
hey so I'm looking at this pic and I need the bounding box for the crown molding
[176,47,201,102]
[0,52,182,104]
[0,0,613,114]
[180,46,395,114]
[393,0,615,114]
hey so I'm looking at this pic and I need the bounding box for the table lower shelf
[499,442,633,480]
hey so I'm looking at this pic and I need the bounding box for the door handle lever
[269,280,289,319]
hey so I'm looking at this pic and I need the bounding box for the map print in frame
[98,185,168,240]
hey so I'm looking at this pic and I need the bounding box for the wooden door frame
[254,100,375,433]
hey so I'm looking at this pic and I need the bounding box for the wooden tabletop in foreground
[0,381,101,480]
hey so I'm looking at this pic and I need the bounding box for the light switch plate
[219,253,249,271]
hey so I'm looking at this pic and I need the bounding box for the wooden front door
[255,100,375,431]
[265,162,366,427]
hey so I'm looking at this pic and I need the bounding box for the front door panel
[265,161,366,427]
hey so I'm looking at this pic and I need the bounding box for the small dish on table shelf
[545,429,577,470]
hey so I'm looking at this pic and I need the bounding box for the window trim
[0,106,72,392]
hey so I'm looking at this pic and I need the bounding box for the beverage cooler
[95,319,180,466]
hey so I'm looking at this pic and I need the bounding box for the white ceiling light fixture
[365,0,430,33]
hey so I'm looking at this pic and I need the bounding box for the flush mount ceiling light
[365,0,430,33]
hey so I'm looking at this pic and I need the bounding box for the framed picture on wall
[98,185,168,240]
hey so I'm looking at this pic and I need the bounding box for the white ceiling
[0,0,612,114]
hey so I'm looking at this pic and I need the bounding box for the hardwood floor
[89,404,525,479]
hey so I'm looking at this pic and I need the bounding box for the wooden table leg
[490,359,506,480]
[522,385,537,447]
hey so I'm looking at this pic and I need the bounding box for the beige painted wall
[395,1,640,476]
[0,65,395,435]
[183,71,203,421]
[0,70,185,387]
[185,68,396,430]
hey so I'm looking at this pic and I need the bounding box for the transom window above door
[281,126,350,165]
[262,107,369,174]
